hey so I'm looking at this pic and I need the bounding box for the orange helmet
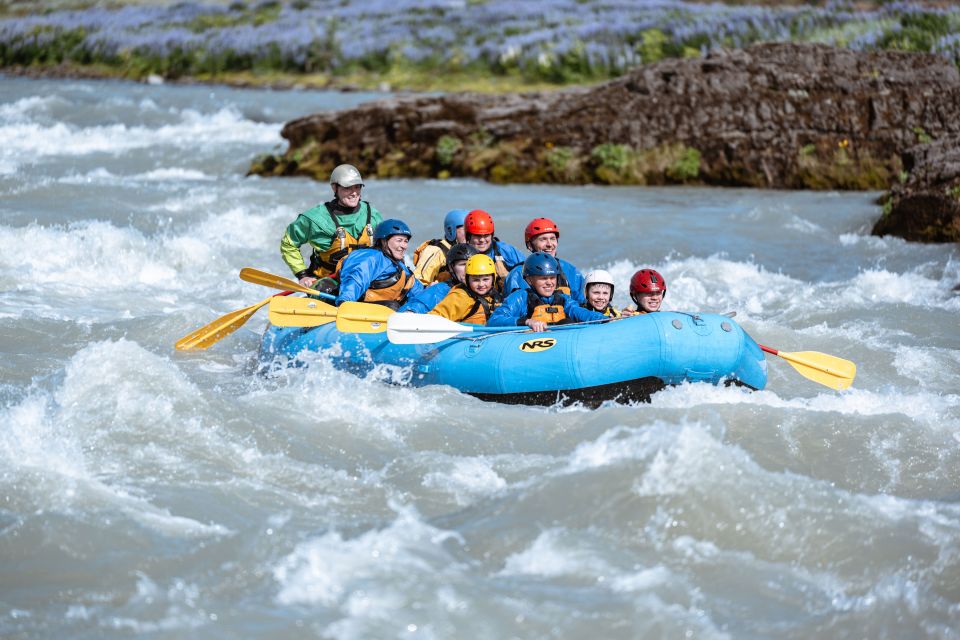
[464,209,495,236]
[524,217,560,244]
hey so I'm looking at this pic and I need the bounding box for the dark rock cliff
[251,42,960,242]
[872,137,960,243]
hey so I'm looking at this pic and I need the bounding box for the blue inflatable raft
[258,311,767,406]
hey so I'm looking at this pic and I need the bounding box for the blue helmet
[443,209,469,243]
[522,252,561,278]
[373,219,412,243]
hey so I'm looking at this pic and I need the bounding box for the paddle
[267,295,338,327]
[335,301,393,333]
[239,267,336,301]
[175,291,293,351]
[387,312,474,344]
[267,295,394,332]
[759,344,856,391]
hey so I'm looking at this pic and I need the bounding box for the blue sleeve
[487,290,528,327]
[495,241,526,269]
[336,250,382,305]
[564,295,605,322]
[400,282,449,313]
[561,259,586,303]
[405,271,425,299]
[503,264,528,297]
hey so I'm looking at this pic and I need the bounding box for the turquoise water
[1,75,958,639]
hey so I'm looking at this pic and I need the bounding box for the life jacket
[413,238,451,266]
[412,238,452,284]
[582,302,620,318]
[526,291,568,325]
[308,201,374,277]
[361,254,415,308]
[453,284,502,325]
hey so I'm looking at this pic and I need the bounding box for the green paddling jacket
[280,199,383,278]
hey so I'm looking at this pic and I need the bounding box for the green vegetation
[435,135,462,166]
[2,1,958,92]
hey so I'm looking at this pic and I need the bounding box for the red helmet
[464,210,494,236]
[524,217,560,244]
[630,269,667,301]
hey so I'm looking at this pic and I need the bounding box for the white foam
[274,502,463,607]
[0,94,60,121]
[0,107,278,159]
[648,381,958,426]
[60,167,215,184]
[422,457,508,506]
[1,340,232,538]
[500,528,613,577]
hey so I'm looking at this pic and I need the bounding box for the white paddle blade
[386,313,473,344]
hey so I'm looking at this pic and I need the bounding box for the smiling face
[333,184,362,209]
[586,283,612,311]
[467,233,492,253]
[467,274,494,296]
[527,232,558,256]
[382,234,408,261]
[527,275,557,297]
[636,291,663,313]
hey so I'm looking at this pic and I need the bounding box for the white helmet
[330,164,363,187]
[584,269,615,297]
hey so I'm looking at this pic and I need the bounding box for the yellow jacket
[412,239,451,285]
[429,285,499,325]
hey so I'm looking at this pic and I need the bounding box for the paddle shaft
[175,290,293,350]
[760,343,855,379]
[239,267,336,301]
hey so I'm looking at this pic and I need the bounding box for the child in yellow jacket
[429,254,502,325]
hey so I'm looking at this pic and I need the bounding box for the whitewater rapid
[1,75,958,639]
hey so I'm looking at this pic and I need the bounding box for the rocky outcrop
[873,137,960,243]
[251,42,960,239]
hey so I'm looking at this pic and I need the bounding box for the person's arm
[428,288,471,321]
[564,296,606,322]
[335,252,378,305]
[405,272,425,299]
[280,215,316,276]
[564,262,586,303]
[502,264,527,297]
[487,291,527,327]
[400,282,448,313]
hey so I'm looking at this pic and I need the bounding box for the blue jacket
[487,289,605,327]
[503,257,586,303]
[336,248,424,305]
[485,240,525,271]
[399,281,451,313]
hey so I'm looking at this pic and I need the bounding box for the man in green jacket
[280,164,383,288]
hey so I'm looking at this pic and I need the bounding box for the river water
[1,75,958,639]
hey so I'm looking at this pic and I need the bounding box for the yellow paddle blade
[335,301,393,333]
[175,296,271,351]
[267,295,338,327]
[777,350,857,391]
[240,267,317,296]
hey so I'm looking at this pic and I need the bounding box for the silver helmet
[330,164,363,187]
